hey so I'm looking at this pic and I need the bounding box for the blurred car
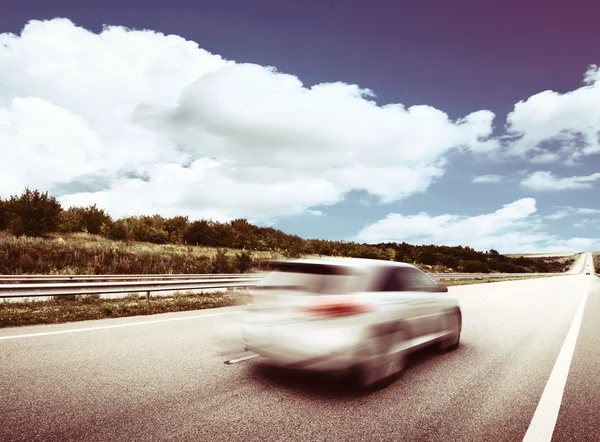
[241,257,461,390]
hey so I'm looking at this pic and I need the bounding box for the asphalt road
[1,254,598,441]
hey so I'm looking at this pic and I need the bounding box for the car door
[371,266,435,340]
[395,267,445,336]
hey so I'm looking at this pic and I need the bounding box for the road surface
[1,253,598,441]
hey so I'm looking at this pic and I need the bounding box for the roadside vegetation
[0,291,247,328]
[0,188,577,275]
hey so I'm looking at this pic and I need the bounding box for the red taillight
[303,296,372,317]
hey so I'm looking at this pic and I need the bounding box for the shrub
[0,199,7,230]
[6,188,62,237]
[101,219,130,241]
[59,207,87,233]
[84,204,111,234]
[211,249,233,273]
[460,260,490,273]
[234,250,253,273]
[164,216,189,244]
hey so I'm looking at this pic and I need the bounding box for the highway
[0,253,598,441]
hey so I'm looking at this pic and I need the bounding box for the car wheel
[356,329,409,391]
[438,311,461,352]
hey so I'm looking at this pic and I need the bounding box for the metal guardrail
[0,273,264,283]
[0,271,561,284]
[0,277,264,299]
[0,271,565,300]
[430,272,564,280]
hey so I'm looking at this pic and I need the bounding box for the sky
[1,0,600,253]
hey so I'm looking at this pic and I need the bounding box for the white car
[241,257,462,390]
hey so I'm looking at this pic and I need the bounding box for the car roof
[271,257,417,271]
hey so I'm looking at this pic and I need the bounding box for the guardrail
[0,271,562,284]
[0,271,565,300]
[0,277,264,300]
[430,272,564,280]
[0,273,264,283]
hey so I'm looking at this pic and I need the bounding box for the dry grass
[0,232,289,275]
[0,290,248,328]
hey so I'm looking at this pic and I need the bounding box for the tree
[83,204,111,234]
[164,216,189,244]
[6,188,62,237]
[0,199,7,230]
[101,219,130,241]
[184,220,214,246]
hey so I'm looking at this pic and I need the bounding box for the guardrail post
[146,291,150,304]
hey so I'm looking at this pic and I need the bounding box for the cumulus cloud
[0,18,497,222]
[354,198,600,253]
[520,171,600,191]
[502,64,600,163]
[472,174,502,184]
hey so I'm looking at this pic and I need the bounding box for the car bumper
[242,321,369,372]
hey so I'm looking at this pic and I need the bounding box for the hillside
[0,189,578,275]
[0,230,576,275]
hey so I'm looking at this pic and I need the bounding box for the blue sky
[1,0,600,252]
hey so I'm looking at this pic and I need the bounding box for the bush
[101,219,130,241]
[211,249,233,273]
[234,250,253,273]
[59,207,86,233]
[6,188,62,237]
[497,262,518,273]
[146,227,169,244]
[460,260,490,273]
[164,216,189,244]
[84,204,111,234]
[0,199,7,230]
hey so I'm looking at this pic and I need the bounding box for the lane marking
[224,354,260,364]
[0,311,235,341]
[523,258,591,442]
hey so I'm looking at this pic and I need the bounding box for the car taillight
[303,296,372,317]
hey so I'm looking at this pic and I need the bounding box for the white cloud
[547,206,600,220]
[530,152,561,164]
[355,198,600,253]
[503,64,600,162]
[520,171,600,191]
[0,18,496,221]
[472,174,502,184]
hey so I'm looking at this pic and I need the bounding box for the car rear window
[256,263,364,294]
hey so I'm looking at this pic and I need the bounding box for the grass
[0,290,248,328]
[0,231,289,275]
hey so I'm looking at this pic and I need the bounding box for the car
[241,257,461,390]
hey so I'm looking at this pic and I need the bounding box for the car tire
[437,311,461,352]
[355,329,409,391]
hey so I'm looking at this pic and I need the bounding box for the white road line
[224,354,260,364]
[0,311,234,341]
[523,274,591,442]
